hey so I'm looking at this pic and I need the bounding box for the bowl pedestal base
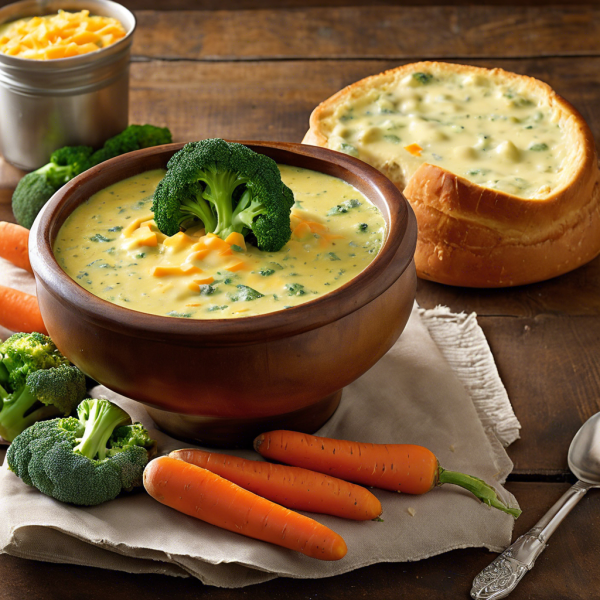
[145,390,343,448]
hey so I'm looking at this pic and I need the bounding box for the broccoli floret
[152,138,294,252]
[89,124,172,166]
[413,72,433,85]
[108,423,154,455]
[11,146,93,229]
[0,333,87,442]
[12,125,173,229]
[89,234,113,242]
[7,398,155,506]
[50,145,95,177]
[229,285,264,302]
[199,284,217,296]
[10,173,55,230]
[25,365,87,414]
[327,198,362,216]
[285,283,306,296]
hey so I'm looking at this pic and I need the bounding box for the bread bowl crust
[303,61,600,287]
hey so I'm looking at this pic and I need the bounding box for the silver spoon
[470,411,600,599]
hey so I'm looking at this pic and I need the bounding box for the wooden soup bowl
[29,141,417,447]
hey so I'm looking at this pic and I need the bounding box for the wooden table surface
[1,2,599,598]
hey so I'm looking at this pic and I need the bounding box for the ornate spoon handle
[470,480,593,599]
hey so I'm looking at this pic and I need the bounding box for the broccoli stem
[74,401,130,461]
[0,355,22,378]
[37,162,74,189]
[180,191,217,232]
[0,386,49,442]
[233,189,264,230]
[199,167,249,238]
[0,363,9,386]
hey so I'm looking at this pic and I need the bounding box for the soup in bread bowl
[303,61,600,287]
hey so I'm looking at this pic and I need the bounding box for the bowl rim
[30,140,417,345]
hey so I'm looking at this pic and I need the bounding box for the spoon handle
[470,480,592,599]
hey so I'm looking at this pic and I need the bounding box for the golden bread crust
[302,61,600,287]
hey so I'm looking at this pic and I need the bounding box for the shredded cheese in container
[0,10,126,59]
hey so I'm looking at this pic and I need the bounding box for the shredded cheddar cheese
[0,10,126,60]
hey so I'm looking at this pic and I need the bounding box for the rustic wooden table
[1,2,599,598]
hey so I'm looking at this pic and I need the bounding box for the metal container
[0,0,135,170]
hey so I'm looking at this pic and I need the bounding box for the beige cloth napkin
[0,258,521,587]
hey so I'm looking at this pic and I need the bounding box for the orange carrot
[143,456,348,561]
[404,143,422,156]
[0,222,32,273]
[0,285,48,334]
[170,448,382,521]
[254,431,521,518]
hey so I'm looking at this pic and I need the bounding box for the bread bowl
[303,61,600,287]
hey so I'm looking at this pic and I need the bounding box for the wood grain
[0,157,25,192]
[416,259,600,317]
[132,7,600,61]
[0,481,596,600]
[476,316,600,475]
[0,189,14,224]
[0,0,595,9]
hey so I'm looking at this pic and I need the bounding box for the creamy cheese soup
[324,70,568,199]
[54,166,386,319]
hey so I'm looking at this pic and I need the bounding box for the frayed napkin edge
[419,305,521,448]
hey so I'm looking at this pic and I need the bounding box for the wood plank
[416,259,600,317]
[0,189,14,224]
[132,7,600,61]
[0,157,25,192]
[478,316,600,476]
[3,0,592,10]
[0,481,597,599]
[126,0,600,8]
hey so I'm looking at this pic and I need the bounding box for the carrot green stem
[437,467,521,519]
